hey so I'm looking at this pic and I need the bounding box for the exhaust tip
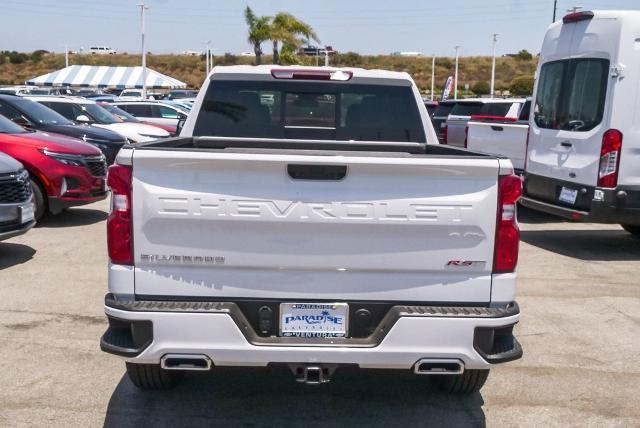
[160,354,212,371]
[413,359,464,375]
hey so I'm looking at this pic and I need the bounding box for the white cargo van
[522,10,640,236]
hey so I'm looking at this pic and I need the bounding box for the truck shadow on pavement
[520,229,640,261]
[0,242,36,269]
[517,206,568,224]
[103,367,486,428]
[37,208,107,228]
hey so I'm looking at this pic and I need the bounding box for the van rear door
[526,17,616,209]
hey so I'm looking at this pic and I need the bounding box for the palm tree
[244,6,270,65]
[269,12,319,65]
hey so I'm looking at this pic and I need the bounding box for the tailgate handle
[560,141,572,148]
[491,125,504,131]
[288,164,347,181]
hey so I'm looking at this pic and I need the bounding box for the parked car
[0,94,126,164]
[445,98,527,147]
[521,10,640,237]
[465,99,531,173]
[101,65,523,394]
[0,151,35,240]
[431,100,457,143]
[116,89,144,101]
[0,114,107,220]
[164,90,198,100]
[112,101,188,127]
[98,103,177,136]
[29,96,170,143]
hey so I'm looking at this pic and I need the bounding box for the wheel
[30,178,46,221]
[621,224,640,237]
[125,362,183,390]
[433,369,489,394]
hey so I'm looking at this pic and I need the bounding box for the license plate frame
[279,303,349,338]
[559,187,578,205]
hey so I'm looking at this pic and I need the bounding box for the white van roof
[541,10,640,62]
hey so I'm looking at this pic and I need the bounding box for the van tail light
[107,164,133,265]
[493,175,522,273]
[442,125,448,144]
[464,125,469,148]
[598,129,623,188]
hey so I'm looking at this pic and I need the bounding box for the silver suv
[0,152,35,241]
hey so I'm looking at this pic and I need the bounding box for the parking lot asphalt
[0,199,638,427]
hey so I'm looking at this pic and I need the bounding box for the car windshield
[170,90,197,99]
[123,91,142,97]
[100,104,140,122]
[82,104,122,124]
[11,97,72,125]
[0,113,28,133]
[193,80,425,142]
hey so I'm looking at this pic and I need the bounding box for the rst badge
[446,260,486,269]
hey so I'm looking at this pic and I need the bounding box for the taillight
[107,164,133,265]
[493,175,522,273]
[598,129,622,188]
[464,125,469,148]
[442,125,448,144]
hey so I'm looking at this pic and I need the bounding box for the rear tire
[433,369,489,394]
[29,178,46,221]
[621,224,640,237]
[125,362,183,390]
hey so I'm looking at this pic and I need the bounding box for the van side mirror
[176,117,186,136]
[76,114,91,123]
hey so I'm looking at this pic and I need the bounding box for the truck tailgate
[131,149,500,303]
[467,122,529,171]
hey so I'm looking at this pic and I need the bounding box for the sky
[1,0,640,57]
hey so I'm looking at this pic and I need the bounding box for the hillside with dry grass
[0,52,537,96]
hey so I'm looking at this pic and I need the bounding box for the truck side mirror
[76,114,91,123]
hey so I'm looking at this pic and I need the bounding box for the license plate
[21,204,35,224]
[559,187,578,204]
[279,303,348,338]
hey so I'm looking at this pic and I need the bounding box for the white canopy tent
[26,65,186,89]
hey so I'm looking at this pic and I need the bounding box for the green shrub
[510,75,534,96]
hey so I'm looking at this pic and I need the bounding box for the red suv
[0,115,107,220]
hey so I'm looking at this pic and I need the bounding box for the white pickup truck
[465,100,531,173]
[100,65,523,394]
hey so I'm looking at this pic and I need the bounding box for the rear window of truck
[451,102,512,117]
[534,58,608,131]
[192,80,426,142]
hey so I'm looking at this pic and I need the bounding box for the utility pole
[553,0,557,22]
[64,45,69,68]
[454,46,460,100]
[431,54,435,100]
[324,49,329,67]
[138,2,149,100]
[490,33,498,98]
[205,41,211,77]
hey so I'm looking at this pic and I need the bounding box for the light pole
[205,40,211,77]
[490,33,498,98]
[324,49,329,67]
[64,45,69,68]
[454,46,460,100]
[138,2,149,100]
[553,0,558,22]
[431,54,435,100]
